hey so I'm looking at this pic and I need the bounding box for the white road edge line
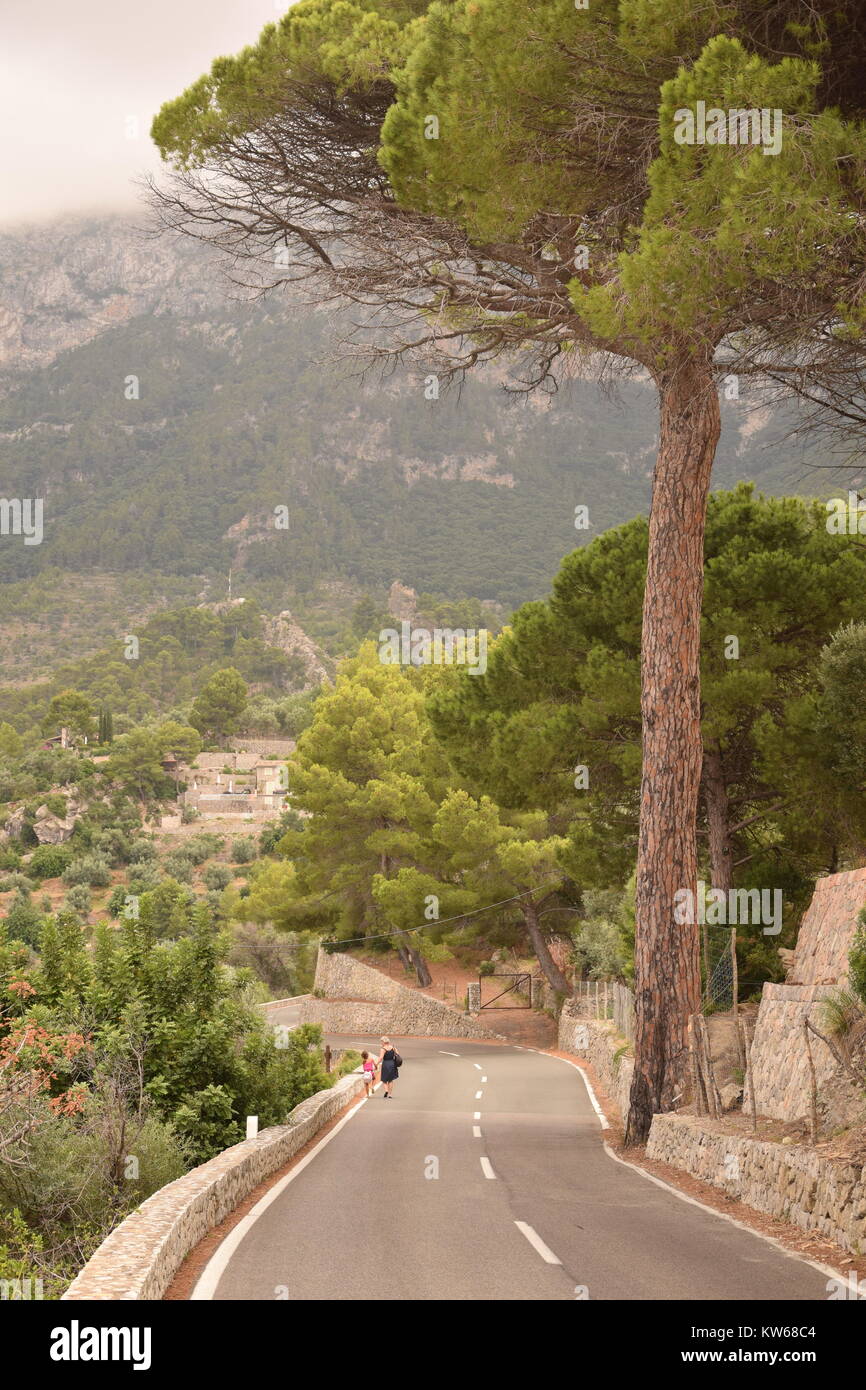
[536,1049,845,1284]
[547,1054,610,1129]
[600,1139,845,1286]
[439,1050,461,1057]
[473,1125,482,1138]
[190,1087,375,1300]
[480,1157,496,1179]
[514,1221,562,1266]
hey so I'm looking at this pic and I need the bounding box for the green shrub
[161,852,194,884]
[65,885,92,916]
[62,854,112,888]
[0,873,33,895]
[26,843,74,881]
[850,912,866,1008]
[203,863,233,891]
[231,836,257,865]
[3,895,44,947]
[43,794,68,818]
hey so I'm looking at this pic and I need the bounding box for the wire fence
[572,979,635,1041]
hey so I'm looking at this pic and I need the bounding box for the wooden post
[804,1017,818,1144]
[324,1044,332,1074]
[688,1014,705,1115]
[731,928,744,1068]
[740,1016,757,1134]
[699,1014,722,1118]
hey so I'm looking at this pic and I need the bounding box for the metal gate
[478,972,533,1010]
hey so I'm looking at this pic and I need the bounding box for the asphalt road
[194,1037,834,1302]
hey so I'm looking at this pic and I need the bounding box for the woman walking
[377,1036,400,1099]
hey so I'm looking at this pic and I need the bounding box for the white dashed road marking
[480,1157,496,1179]
[515,1222,562,1265]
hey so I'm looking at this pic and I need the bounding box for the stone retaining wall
[300,950,495,1038]
[558,1000,634,1123]
[648,1113,866,1255]
[62,1073,366,1301]
[746,866,866,1127]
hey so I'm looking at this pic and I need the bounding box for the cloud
[0,0,289,226]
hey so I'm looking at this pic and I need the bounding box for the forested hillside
[1,218,858,695]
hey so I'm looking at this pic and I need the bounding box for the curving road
[193,1037,834,1302]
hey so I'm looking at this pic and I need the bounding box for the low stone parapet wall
[62,1072,366,1301]
[647,1112,866,1254]
[260,994,312,1015]
[297,993,494,1039]
[558,1000,634,1122]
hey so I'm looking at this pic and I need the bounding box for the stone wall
[648,1113,866,1255]
[746,867,866,1127]
[298,950,495,1039]
[228,737,297,757]
[558,1000,634,1123]
[62,1073,366,1301]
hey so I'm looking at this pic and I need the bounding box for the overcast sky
[0,0,290,226]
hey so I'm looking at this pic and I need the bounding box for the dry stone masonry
[298,949,496,1039]
[648,1113,866,1255]
[746,867,866,1128]
[63,1073,367,1301]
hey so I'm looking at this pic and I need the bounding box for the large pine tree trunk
[703,744,733,893]
[625,353,721,1145]
[522,898,569,994]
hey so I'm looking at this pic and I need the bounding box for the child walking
[361,1050,376,1098]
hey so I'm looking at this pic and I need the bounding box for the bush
[203,863,233,892]
[127,862,162,893]
[128,838,157,863]
[26,844,73,881]
[43,794,68,818]
[0,873,33,895]
[3,896,44,947]
[65,885,92,917]
[231,836,257,865]
[0,848,21,872]
[850,912,866,1008]
[62,854,112,889]
[180,806,200,824]
[184,833,224,866]
[93,827,135,867]
[161,852,194,884]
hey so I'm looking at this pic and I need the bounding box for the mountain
[0,215,857,697]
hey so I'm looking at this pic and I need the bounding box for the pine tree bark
[703,744,733,893]
[522,898,569,994]
[626,352,721,1145]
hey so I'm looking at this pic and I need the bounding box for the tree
[152,1,866,1139]
[189,668,248,744]
[0,723,23,761]
[42,690,95,743]
[97,708,114,746]
[430,487,866,971]
[105,721,201,803]
[252,644,452,984]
